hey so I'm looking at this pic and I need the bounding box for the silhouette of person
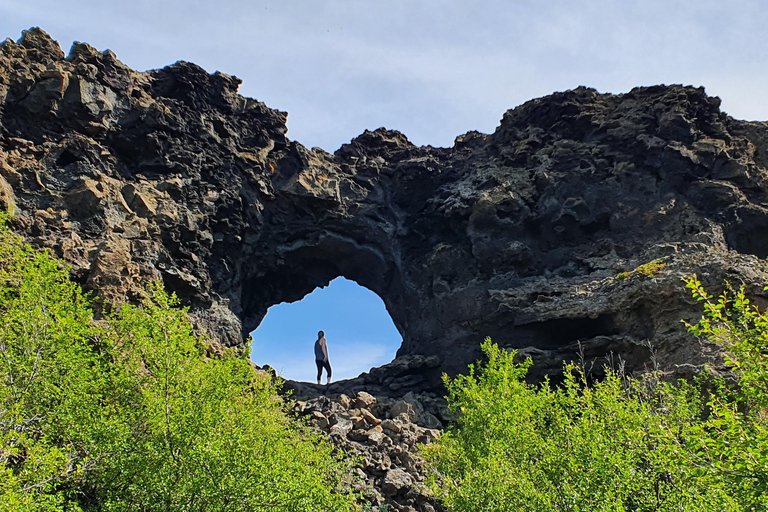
[314,330,332,385]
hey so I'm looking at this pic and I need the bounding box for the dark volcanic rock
[2,29,768,386]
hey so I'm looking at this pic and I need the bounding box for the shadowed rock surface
[2,28,768,391]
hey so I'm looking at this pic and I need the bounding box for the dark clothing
[316,359,332,382]
[314,337,328,361]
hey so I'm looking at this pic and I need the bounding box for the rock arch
[239,232,407,345]
[3,30,768,387]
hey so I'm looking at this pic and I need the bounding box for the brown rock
[360,408,382,426]
[381,419,402,434]
[310,411,329,430]
[0,174,16,212]
[355,391,377,410]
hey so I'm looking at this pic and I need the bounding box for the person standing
[314,330,332,385]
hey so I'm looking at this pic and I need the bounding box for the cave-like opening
[249,277,402,382]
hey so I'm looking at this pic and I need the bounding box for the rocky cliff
[3,28,768,388]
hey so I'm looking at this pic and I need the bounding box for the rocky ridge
[2,28,768,390]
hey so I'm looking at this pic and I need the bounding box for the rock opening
[250,277,402,382]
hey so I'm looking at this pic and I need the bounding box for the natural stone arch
[239,232,408,350]
[4,30,768,390]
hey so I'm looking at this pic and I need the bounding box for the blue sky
[2,1,767,379]
[250,278,401,382]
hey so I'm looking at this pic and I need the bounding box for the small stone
[351,415,366,430]
[339,393,352,409]
[310,411,329,430]
[390,400,416,421]
[395,412,413,424]
[330,418,352,437]
[382,468,413,496]
[355,391,377,410]
[381,419,402,434]
[366,431,387,446]
[417,428,442,444]
[360,408,382,426]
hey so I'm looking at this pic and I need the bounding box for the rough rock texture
[292,390,446,511]
[3,28,768,387]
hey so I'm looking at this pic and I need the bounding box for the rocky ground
[290,389,448,512]
[281,354,445,398]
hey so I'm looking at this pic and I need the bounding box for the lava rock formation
[2,28,768,387]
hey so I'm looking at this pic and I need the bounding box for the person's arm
[322,339,329,362]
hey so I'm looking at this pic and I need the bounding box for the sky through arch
[250,277,402,382]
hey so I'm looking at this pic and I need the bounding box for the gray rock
[382,469,413,496]
[330,418,353,437]
[390,400,417,422]
[419,412,443,430]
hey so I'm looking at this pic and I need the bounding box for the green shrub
[683,276,768,507]
[422,337,766,511]
[0,216,356,511]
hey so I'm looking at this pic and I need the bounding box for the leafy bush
[0,217,356,511]
[683,277,768,507]
[423,335,768,511]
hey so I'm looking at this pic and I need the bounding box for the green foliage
[423,337,768,511]
[0,215,356,511]
[616,259,666,281]
[683,276,768,507]
[0,215,100,511]
[684,277,768,406]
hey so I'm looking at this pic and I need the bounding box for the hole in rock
[56,149,79,167]
[726,223,768,259]
[517,314,619,348]
[249,277,402,382]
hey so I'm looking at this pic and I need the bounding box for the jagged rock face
[3,28,768,386]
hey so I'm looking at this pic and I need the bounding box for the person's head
[318,330,325,339]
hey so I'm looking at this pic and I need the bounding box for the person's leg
[323,360,332,384]
[316,360,323,385]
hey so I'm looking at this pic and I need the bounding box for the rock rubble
[292,390,447,512]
